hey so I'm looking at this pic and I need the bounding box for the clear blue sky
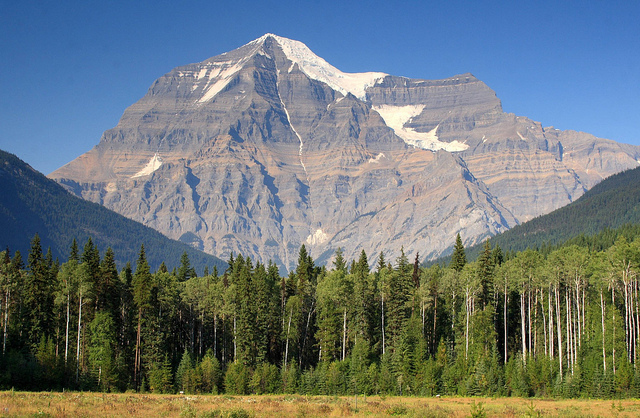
[1,0,638,175]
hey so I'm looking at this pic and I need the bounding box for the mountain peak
[245,33,387,100]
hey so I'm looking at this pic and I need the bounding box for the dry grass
[0,391,639,417]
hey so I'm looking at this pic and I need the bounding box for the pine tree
[24,234,53,347]
[132,245,154,389]
[333,248,347,273]
[353,250,373,345]
[386,248,414,351]
[200,349,222,394]
[294,245,318,369]
[69,239,79,263]
[450,233,467,272]
[178,251,193,282]
[234,255,256,366]
[98,247,120,317]
[477,240,495,309]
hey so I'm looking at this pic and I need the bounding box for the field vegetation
[2,391,640,417]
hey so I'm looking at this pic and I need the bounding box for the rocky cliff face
[50,34,640,270]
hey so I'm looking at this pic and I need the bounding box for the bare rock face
[50,34,640,270]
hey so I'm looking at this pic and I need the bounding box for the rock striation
[50,34,640,270]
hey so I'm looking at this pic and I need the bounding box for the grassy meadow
[1,391,639,417]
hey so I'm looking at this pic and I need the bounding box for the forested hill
[460,165,640,260]
[0,150,225,272]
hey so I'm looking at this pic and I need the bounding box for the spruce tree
[477,240,495,309]
[132,244,154,389]
[69,238,79,263]
[333,248,347,273]
[450,233,467,272]
[178,251,193,282]
[98,247,120,316]
[24,234,53,347]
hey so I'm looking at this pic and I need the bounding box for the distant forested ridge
[0,149,225,272]
[450,166,640,262]
[3,228,640,398]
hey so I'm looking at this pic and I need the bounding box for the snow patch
[132,154,163,178]
[517,131,526,141]
[105,182,117,192]
[327,96,346,110]
[196,68,208,80]
[258,34,387,100]
[458,210,483,229]
[197,61,245,103]
[373,105,469,152]
[306,229,329,245]
[368,153,386,164]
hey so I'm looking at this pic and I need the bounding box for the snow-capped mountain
[50,34,640,270]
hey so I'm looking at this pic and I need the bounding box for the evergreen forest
[4,227,640,399]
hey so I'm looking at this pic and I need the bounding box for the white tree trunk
[521,291,526,362]
[556,286,563,379]
[3,289,10,355]
[601,289,607,372]
[65,292,70,365]
[612,286,616,375]
[284,308,293,370]
[342,308,347,361]
[548,287,554,359]
[541,289,547,357]
[504,281,508,362]
[76,293,83,383]
[381,285,385,356]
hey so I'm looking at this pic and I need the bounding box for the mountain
[49,34,640,270]
[0,149,226,272]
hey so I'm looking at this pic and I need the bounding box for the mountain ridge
[0,149,226,272]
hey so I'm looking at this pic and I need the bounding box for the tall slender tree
[132,245,154,388]
[24,234,53,347]
[450,233,467,273]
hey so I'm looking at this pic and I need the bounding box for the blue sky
[1,0,638,175]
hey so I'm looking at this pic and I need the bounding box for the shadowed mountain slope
[0,149,226,272]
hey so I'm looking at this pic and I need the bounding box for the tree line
[3,229,640,398]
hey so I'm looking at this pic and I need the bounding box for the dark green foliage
[88,312,117,391]
[176,349,200,394]
[476,241,494,308]
[5,220,640,400]
[224,362,250,394]
[450,234,467,272]
[200,350,222,394]
[250,362,280,394]
[148,355,173,393]
[24,234,54,347]
[385,248,414,347]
